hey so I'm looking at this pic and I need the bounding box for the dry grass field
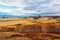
[0,16,60,40]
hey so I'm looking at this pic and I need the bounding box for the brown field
[0,16,60,40]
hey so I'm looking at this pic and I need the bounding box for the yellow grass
[0,17,60,40]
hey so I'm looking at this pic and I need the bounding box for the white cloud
[0,0,60,16]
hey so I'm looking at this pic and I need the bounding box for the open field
[0,16,60,40]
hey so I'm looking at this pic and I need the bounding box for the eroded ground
[0,17,60,40]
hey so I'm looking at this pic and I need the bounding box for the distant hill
[0,12,60,18]
[0,15,22,18]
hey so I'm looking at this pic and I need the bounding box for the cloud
[0,0,60,16]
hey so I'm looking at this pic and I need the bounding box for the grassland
[0,16,60,40]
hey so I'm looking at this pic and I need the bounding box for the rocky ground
[0,32,60,40]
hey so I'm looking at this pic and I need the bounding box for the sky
[0,0,60,16]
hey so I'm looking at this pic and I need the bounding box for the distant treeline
[0,16,60,18]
